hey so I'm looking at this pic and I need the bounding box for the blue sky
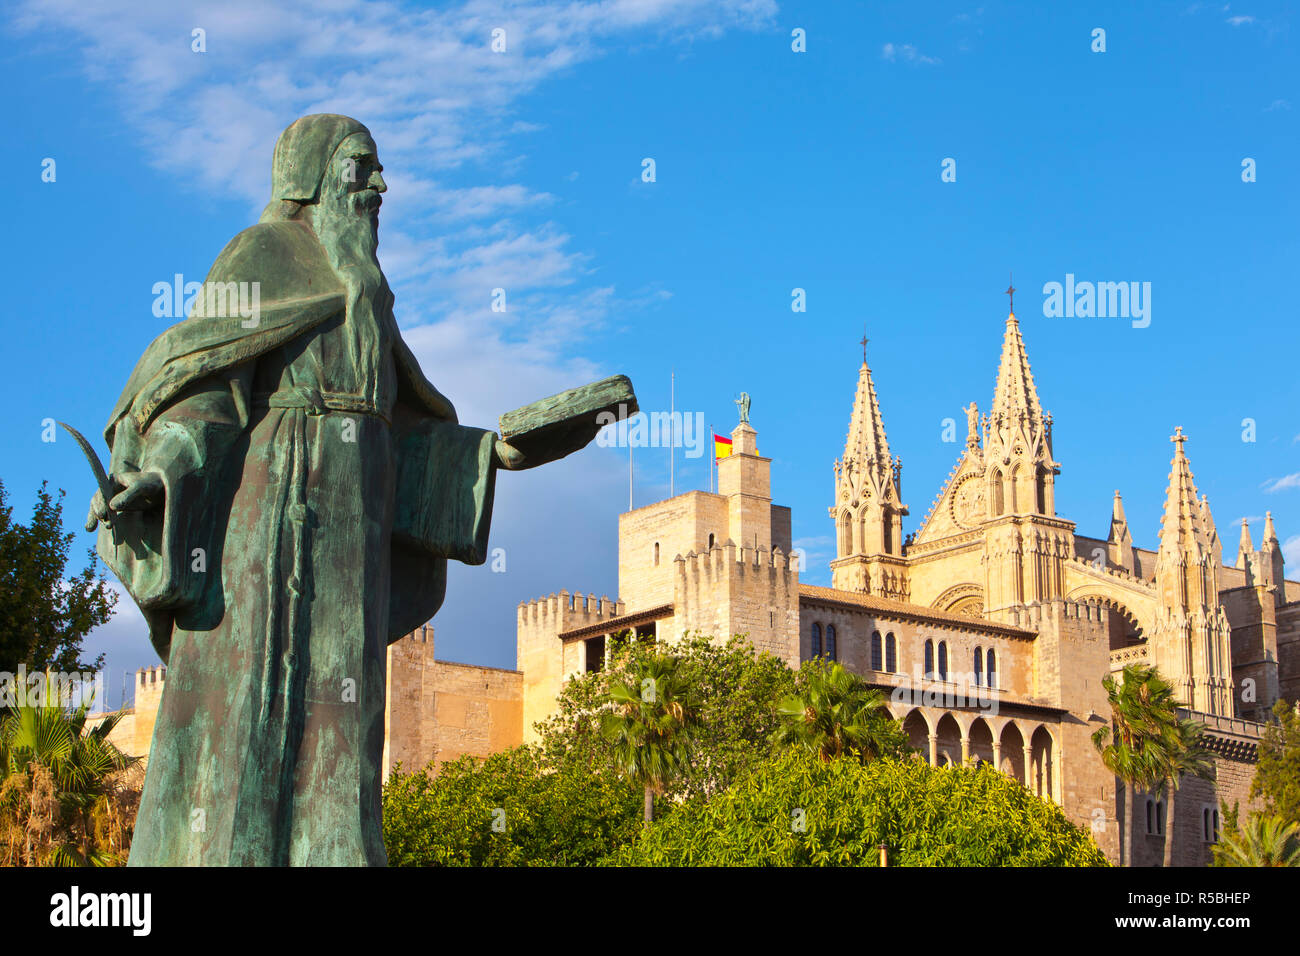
[3,0,1297,703]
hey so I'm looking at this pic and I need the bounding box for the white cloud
[1226,15,1256,25]
[1262,473,1300,493]
[882,41,941,65]
[1266,99,1291,111]
[12,0,774,671]
[1284,534,1300,568]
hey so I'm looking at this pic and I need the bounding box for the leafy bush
[382,745,642,866]
[610,748,1109,867]
[537,633,797,801]
[1,694,139,866]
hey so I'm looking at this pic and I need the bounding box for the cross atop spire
[1171,425,1187,446]
[860,328,869,365]
[1005,273,1015,316]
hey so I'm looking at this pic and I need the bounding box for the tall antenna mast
[669,370,675,497]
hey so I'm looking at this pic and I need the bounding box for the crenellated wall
[517,590,625,741]
[87,666,167,763]
[673,541,800,667]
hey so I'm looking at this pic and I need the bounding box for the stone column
[928,733,938,767]
[1023,744,1035,792]
[960,731,970,765]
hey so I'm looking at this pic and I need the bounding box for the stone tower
[980,309,1073,616]
[829,345,909,598]
[1150,428,1233,715]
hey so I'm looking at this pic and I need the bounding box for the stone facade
[90,625,521,780]
[516,303,1299,866]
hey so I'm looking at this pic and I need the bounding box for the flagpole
[669,370,675,498]
[709,422,714,494]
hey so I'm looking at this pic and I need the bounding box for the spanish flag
[714,433,733,460]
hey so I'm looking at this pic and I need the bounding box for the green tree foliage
[382,746,642,866]
[1250,699,1300,826]
[536,633,796,800]
[1092,664,1191,866]
[600,652,700,822]
[773,659,909,762]
[1150,713,1216,868]
[0,684,139,866]
[1212,813,1300,867]
[610,748,1108,867]
[0,481,116,674]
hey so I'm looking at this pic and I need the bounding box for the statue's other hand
[85,489,110,532]
[107,469,165,513]
[494,439,527,471]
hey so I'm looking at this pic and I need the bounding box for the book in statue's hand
[497,374,638,470]
[393,375,638,564]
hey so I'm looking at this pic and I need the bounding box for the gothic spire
[990,310,1044,425]
[1200,494,1222,568]
[1157,427,1208,558]
[843,346,892,477]
[1263,511,1280,548]
[1261,510,1286,588]
[1237,518,1255,570]
[1110,489,1128,533]
[1151,426,1233,715]
[1108,490,1135,573]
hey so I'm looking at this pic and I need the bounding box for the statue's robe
[101,219,496,866]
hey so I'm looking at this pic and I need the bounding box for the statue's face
[328,131,386,218]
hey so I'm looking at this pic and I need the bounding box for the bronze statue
[735,391,751,424]
[80,114,634,865]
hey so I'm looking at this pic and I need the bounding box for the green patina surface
[82,114,635,866]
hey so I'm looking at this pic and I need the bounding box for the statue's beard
[314,189,383,278]
[310,188,393,402]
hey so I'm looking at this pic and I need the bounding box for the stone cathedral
[518,302,1299,866]
[100,299,1299,867]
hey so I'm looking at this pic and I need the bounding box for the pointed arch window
[937,641,948,682]
[654,542,660,566]
[811,622,822,659]
[991,470,1005,516]
[826,625,837,662]
[885,633,897,673]
[871,631,883,670]
[924,640,934,680]
[974,646,984,686]
[986,649,997,689]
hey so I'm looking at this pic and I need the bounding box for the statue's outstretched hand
[494,440,527,471]
[85,470,165,531]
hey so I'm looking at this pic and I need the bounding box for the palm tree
[773,660,907,763]
[1215,814,1300,867]
[1151,715,1216,868]
[1092,664,1174,867]
[600,653,700,825]
[0,678,137,866]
